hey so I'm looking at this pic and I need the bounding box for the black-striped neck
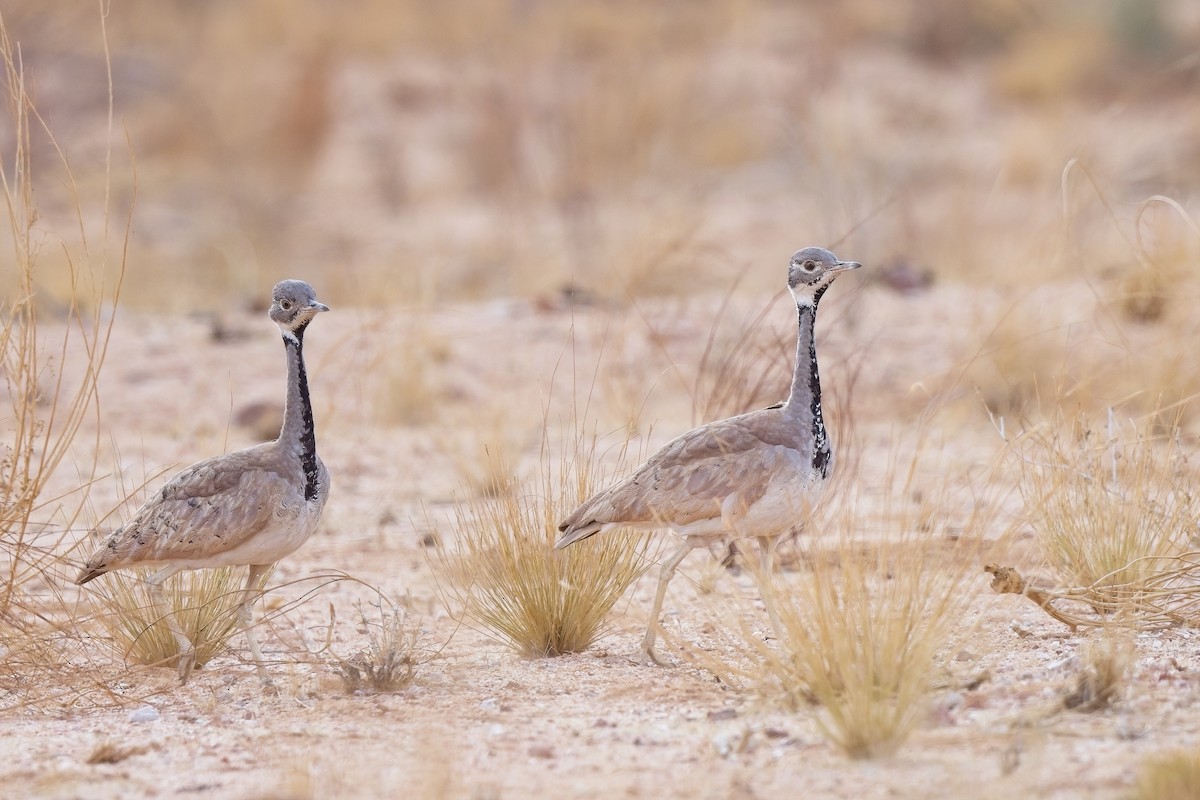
[785,289,832,477]
[280,322,321,501]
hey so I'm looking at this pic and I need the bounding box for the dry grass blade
[89,567,245,670]
[435,432,652,658]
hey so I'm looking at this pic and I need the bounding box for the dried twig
[985,560,1200,631]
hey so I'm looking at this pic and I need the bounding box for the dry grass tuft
[1061,630,1132,712]
[1134,749,1200,800]
[762,537,969,758]
[0,15,123,625]
[434,430,652,658]
[89,567,246,671]
[0,11,127,710]
[335,599,423,694]
[1019,412,1197,608]
[987,408,1200,631]
[701,433,997,759]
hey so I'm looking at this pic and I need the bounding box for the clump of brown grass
[0,17,123,623]
[89,567,245,671]
[1061,629,1132,712]
[434,429,652,658]
[1134,749,1200,800]
[700,433,995,759]
[988,410,1200,630]
[0,10,129,710]
[762,534,971,758]
[1020,411,1197,608]
[334,599,423,694]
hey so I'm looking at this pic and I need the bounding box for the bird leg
[239,563,274,685]
[756,535,786,642]
[146,565,196,684]
[640,541,694,666]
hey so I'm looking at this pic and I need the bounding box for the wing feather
[78,446,300,579]
[559,409,803,537]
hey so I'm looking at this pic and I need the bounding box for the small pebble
[479,698,499,712]
[128,705,159,723]
[528,745,554,759]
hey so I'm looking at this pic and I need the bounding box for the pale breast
[665,445,823,542]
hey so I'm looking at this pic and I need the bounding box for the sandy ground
[5,280,1200,800]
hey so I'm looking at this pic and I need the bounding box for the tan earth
[2,2,1200,797]
[4,278,1200,800]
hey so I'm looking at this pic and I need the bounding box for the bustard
[556,247,860,664]
[77,280,332,684]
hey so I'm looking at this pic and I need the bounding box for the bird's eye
[803,260,817,272]
[279,299,293,311]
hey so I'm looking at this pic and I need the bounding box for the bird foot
[176,648,197,685]
[636,639,676,668]
[252,661,278,690]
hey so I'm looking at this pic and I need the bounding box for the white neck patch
[789,287,818,308]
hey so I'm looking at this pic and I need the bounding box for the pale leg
[146,565,195,684]
[756,535,785,641]
[640,542,694,666]
[239,563,274,685]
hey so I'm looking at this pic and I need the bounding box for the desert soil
[4,281,1200,800]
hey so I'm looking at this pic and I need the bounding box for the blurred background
[0,0,1197,312]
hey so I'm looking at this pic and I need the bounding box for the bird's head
[269,280,329,337]
[787,247,861,306]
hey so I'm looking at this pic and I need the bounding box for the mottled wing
[80,448,295,578]
[559,410,796,538]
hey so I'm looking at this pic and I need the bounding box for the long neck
[280,323,321,501]
[784,288,831,477]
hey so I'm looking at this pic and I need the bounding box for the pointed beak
[311,301,330,312]
[833,260,862,272]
